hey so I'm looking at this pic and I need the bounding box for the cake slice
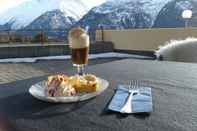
[69,74,98,93]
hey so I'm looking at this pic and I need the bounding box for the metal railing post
[8,30,10,44]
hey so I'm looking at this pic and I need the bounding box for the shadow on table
[0,92,91,120]
[0,93,88,119]
[0,76,91,120]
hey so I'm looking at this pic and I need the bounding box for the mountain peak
[0,0,105,29]
[26,9,76,30]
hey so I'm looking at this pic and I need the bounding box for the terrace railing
[0,29,68,44]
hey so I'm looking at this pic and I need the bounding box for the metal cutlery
[120,80,139,113]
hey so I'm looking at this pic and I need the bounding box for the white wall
[96,28,197,51]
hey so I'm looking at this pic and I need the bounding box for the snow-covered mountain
[1,0,197,40]
[75,0,172,40]
[25,9,76,30]
[0,0,105,29]
[154,0,197,28]
[97,0,172,24]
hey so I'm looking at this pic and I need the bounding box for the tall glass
[68,28,89,76]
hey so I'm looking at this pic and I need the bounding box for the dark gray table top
[0,59,197,131]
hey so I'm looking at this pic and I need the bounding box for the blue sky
[0,0,106,14]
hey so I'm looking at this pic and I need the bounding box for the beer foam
[68,28,89,49]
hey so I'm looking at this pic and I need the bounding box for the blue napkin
[108,85,153,113]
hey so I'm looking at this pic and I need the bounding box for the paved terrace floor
[0,58,125,84]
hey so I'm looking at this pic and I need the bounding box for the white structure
[155,38,197,63]
[182,10,193,28]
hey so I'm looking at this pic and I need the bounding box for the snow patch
[94,0,172,26]
[176,1,193,10]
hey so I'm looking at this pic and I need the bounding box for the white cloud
[0,0,107,14]
[82,0,106,8]
[0,0,28,14]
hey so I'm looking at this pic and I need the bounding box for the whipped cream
[68,27,89,49]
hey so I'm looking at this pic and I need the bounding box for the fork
[120,80,139,113]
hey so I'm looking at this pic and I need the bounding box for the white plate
[29,77,109,103]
